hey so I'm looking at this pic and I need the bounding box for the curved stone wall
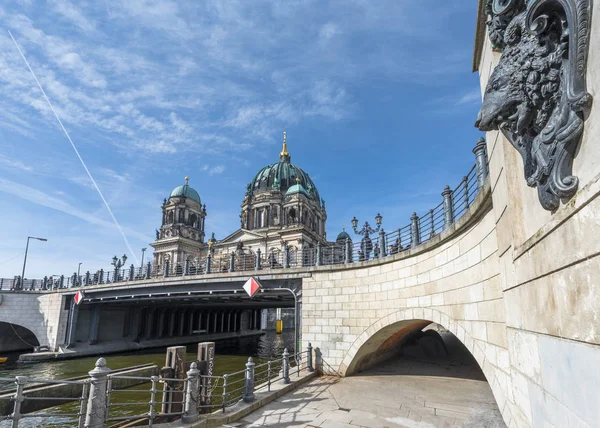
[300,182,517,422]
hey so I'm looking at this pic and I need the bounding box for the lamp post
[111,254,128,282]
[20,236,47,289]
[351,213,383,261]
[140,248,147,268]
[77,262,82,286]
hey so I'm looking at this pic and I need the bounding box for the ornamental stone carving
[476,0,593,211]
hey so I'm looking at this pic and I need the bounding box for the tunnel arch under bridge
[0,321,40,353]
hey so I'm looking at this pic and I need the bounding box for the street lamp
[350,213,383,261]
[76,262,82,286]
[111,254,128,282]
[20,236,47,289]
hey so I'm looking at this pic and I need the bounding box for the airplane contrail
[8,29,140,266]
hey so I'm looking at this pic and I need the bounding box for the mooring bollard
[243,357,255,403]
[282,348,290,384]
[85,358,110,428]
[182,362,200,423]
[307,343,314,372]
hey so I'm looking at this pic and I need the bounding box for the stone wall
[473,2,600,426]
[0,292,68,352]
[301,183,515,422]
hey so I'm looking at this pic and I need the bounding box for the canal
[0,331,295,427]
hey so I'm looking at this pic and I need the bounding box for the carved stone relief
[476,0,593,210]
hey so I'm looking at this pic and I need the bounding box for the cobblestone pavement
[220,334,506,428]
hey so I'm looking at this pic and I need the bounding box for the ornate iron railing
[1,141,489,290]
[0,346,313,427]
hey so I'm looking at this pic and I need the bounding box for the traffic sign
[243,277,261,298]
[74,291,84,305]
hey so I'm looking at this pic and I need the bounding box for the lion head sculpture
[476,0,592,211]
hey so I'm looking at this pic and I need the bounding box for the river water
[0,331,295,427]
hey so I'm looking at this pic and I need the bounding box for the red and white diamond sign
[243,277,261,298]
[74,291,85,305]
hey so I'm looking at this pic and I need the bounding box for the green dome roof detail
[285,183,309,197]
[170,179,201,204]
[248,137,321,205]
[336,230,352,242]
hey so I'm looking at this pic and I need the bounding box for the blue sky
[0,1,483,278]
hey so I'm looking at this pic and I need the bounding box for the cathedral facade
[150,134,345,273]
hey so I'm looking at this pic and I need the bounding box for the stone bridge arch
[0,292,69,352]
[0,321,40,352]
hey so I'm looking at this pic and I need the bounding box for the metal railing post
[267,361,272,392]
[84,271,90,286]
[229,252,235,272]
[222,374,228,413]
[78,381,89,428]
[84,358,110,428]
[206,254,212,274]
[163,260,170,278]
[344,238,352,264]
[59,275,65,289]
[410,213,420,248]
[99,269,104,284]
[429,210,436,238]
[146,262,151,279]
[255,248,262,270]
[463,176,470,209]
[307,343,314,372]
[129,264,134,281]
[184,259,190,276]
[282,348,290,384]
[442,185,454,230]
[148,376,158,425]
[473,137,489,189]
[182,362,200,423]
[11,376,26,428]
[243,357,255,403]
[316,243,322,266]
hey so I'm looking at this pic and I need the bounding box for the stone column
[178,311,186,336]
[88,305,100,345]
[157,309,166,338]
[145,309,155,339]
[84,358,110,428]
[168,311,176,337]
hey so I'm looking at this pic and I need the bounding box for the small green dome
[170,183,201,204]
[336,230,352,242]
[285,183,309,197]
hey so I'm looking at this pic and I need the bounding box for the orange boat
[0,358,7,363]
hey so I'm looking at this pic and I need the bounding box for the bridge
[1,1,599,427]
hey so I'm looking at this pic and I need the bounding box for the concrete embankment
[18,330,265,363]
[0,363,158,416]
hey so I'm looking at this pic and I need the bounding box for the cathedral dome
[247,133,321,205]
[170,177,201,204]
[336,229,352,242]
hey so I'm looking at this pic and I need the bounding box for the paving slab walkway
[220,334,506,428]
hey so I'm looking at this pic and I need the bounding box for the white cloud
[202,164,225,176]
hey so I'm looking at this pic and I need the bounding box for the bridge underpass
[21,278,301,361]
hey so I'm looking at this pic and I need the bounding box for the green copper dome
[247,137,322,205]
[170,178,201,204]
[336,229,352,242]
